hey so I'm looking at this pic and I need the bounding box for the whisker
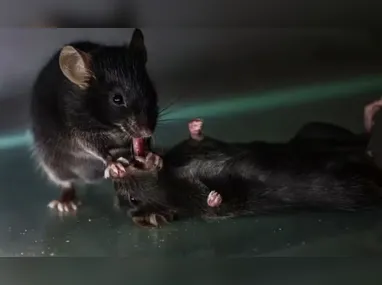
[159,110,173,119]
[159,99,178,113]
[158,118,182,122]
[159,113,174,121]
[151,134,156,148]
[155,124,168,129]
[156,121,182,127]
[158,96,180,116]
[159,117,184,121]
[159,109,173,117]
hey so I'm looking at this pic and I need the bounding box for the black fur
[30,29,158,187]
[114,122,382,226]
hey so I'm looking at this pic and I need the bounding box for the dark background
[1,28,382,144]
[0,0,382,27]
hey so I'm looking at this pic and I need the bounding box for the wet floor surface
[3,147,382,258]
[3,148,382,284]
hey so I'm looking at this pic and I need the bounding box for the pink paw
[104,161,127,179]
[364,99,382,132]
[207,191,222,207]
[135,152,163,171]
[188,118,204,141]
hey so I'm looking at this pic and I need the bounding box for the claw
[135,152,163,171]
[48,200,79,213]
[132,213,169,228]
[104,161,127,179]
[47,187,80,214]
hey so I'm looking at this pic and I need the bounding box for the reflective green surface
[2,147,382,258]
[2,28,382,284]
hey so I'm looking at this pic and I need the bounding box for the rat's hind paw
[135,152,163,171]
[207,191,222,207]
[132,213,170,228]
[104,161,128,179]
[47,200,80,213]
[47,186,81,214]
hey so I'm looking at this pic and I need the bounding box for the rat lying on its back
[30,29,162,213]
[114,119,382,228]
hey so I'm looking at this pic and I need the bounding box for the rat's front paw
[132,213,171,228]
[104,161,128,179]
[207,191,222,207]
[135,152,163,171]
[188,118,204,141]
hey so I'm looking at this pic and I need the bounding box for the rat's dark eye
[129,195,140,206]
[112,94,124,106]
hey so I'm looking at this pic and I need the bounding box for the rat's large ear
[128,28,147,64]
[59,46,92,89]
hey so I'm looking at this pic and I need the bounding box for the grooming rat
[30,29,162,213]
[113,119,382,228]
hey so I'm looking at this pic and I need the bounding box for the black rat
[30,29,162,213]
[113,118,381,228]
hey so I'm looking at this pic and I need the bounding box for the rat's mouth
[132,138,146,157]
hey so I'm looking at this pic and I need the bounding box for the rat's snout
[128,125,152,138]
[121,108,157,138]
[136,128,152,138]
[127,117,153,138]
[130,112,157,138]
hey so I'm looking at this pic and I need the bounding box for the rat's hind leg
[188,118,204,141]
[38,160,81,213]
[192,179,223,208]
[48,184,80,213]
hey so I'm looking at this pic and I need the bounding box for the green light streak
[163,74,382,120]
[2,74,382,150]
[0,130,32,150]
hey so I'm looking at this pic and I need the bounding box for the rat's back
[29,41,107,188]
[161,134,382,217]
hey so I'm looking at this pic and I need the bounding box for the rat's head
[59,29,158,138]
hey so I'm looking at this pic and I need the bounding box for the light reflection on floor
[1,147,382,257]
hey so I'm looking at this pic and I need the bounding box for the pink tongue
[133,138,145,157]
